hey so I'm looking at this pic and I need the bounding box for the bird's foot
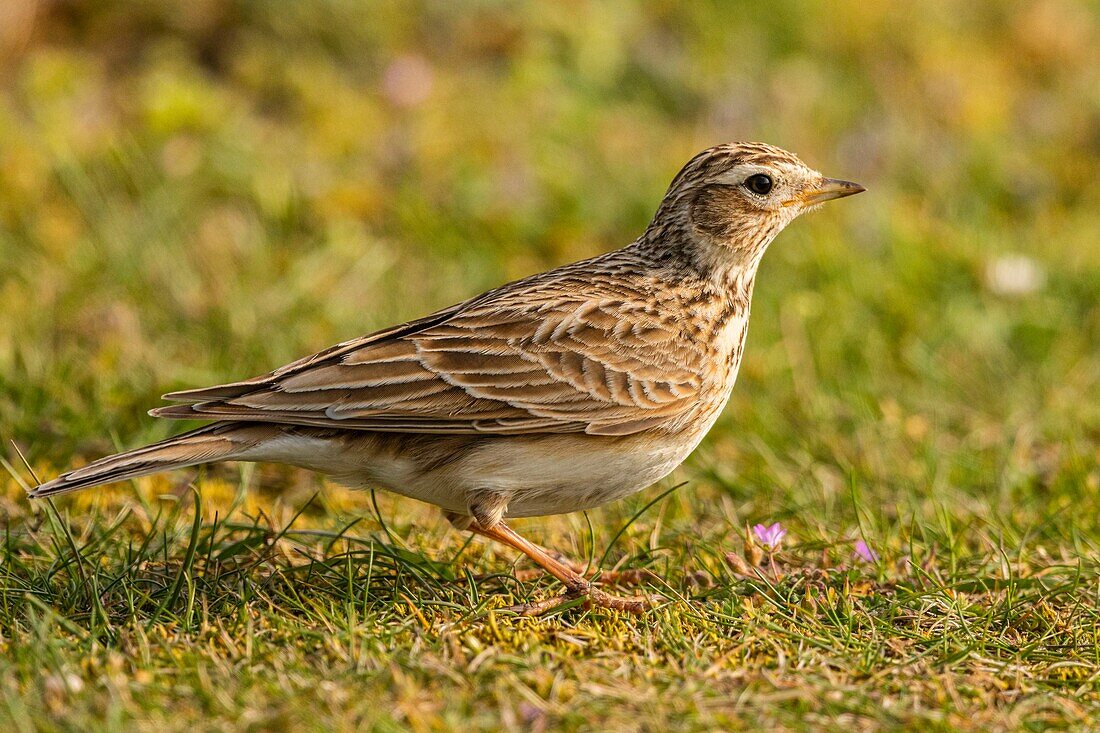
[467,521,659,616]
[586,586,656,614]
[503,582,656,616]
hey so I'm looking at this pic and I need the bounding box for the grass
[1,1,1099,730]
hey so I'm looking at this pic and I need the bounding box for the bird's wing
[153,278,705,436]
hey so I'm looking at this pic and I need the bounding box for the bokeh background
[1,1,1099,729]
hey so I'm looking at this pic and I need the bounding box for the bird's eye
[744,174,773,195]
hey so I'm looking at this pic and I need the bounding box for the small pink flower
[854,539,879,563]
[381,54,434,108]
[752,522,786,550]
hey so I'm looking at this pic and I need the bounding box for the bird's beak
[787,178,865,207]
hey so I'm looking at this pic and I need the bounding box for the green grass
[1,1,1099,730]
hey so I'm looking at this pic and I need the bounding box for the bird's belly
[242,429,708,519]
[480,433,694,518]
[359,433,698,518]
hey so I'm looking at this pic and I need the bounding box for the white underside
[237,423,715,518]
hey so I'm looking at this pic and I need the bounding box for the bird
[29,142,864,614]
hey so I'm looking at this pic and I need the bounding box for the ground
[1,2,1098,731]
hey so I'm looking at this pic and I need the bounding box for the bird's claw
[502,584,656,616]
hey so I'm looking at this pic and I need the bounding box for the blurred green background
[2,0,1096,466]
[0,1,1099,729]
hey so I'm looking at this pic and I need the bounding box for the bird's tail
[28,422,277,499]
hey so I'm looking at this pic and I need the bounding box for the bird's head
[646,142,864,273]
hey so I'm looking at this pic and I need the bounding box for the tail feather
[28,423,275,499]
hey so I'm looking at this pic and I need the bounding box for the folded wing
[154,280,705,436]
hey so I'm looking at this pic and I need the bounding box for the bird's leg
[469,521,654,615]
[511,541,656,586]
[446,507,654,588]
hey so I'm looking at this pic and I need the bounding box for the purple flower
[752,522,786,550]
[854,539,879,563]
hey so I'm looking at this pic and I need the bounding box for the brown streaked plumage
[30,142,863,614]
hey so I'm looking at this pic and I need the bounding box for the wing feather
[154,270,710,436]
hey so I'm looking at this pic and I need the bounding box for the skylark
[31,142,863,614]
